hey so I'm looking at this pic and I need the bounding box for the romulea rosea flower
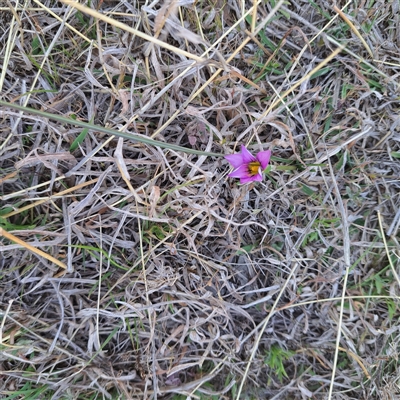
[225,145,271,184]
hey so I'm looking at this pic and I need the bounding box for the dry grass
[1,0,400,399]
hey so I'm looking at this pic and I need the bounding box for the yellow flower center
[248,161,261,175]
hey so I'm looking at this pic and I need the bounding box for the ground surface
[1,0,400,399]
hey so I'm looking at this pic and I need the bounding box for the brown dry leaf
[15,150,77,175]
[114,138,131,187]
[154,0,179,35]
[149,185,160,218]
[118,89,130,115]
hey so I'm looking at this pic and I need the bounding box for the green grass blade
[0,100,223,157]
[69,116,92,152]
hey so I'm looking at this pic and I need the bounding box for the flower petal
[225,153,244,168]
[240,145,256,163]
[256,150,271,169]
[253,172,263,181]
[228,164,250,179]
[240,174,261,184]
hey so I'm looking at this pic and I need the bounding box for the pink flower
[225,145,271,184]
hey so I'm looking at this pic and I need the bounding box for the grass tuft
[1,0,400,399]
